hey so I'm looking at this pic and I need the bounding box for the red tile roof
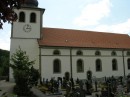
[38,27,130,49]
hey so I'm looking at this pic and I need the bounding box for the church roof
[38,27,130,49]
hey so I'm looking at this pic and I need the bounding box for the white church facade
[10,0,130,81]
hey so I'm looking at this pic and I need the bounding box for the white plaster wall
[40,47,128,80]
[124,56,130,75]
[12,8,42,38]
[41,56,70,80]
[41,48,70,55]
[9,39,39,81]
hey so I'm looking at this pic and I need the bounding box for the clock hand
[26,24,31,29]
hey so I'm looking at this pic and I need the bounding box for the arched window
[19,12,25,22]
[96,59,102,71]
[111,51,117,56]
[127,58,130,70]
[53,50,60,55]
[30,13,36,23]
[127,51,130,56]
[77,59,84,73]
[112,59,118,71]
[76,50,83,55]
[95,51,101,56]
[53,59,61,73]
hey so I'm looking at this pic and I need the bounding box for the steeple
[20,0,38,7]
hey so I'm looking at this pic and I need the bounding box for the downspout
[122,50,126,78]
[39,47,42,81]
[70,48,73,78]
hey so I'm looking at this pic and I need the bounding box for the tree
[0,0,21,29]
[0,49,9,76]
[10,48,40,96]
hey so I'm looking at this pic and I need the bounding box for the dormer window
[30,13,36,23]
[19,12,25,22]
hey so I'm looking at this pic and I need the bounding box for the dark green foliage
[0,0,21,29]
[0,49,9,76]
[10,48,40,96]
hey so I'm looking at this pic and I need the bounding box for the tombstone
[70,78,74,89]
[76,78,80,84]
[85,80,91,95]
[79,80,86,97]
[119,76,123,84]
[62,77,67,89]
[111,76,117,94]
[79,80,84,89]
[87,70,92,81]
[127,77,130,93]
[45,79,49,87]
[95,80,98,92]
[58,77,62,84]
[107,81,111,97]
[53,80,59,93]
[65,81,71,97]
[65,72,70,81]
[50,79,54,93]
[42,78,45,85]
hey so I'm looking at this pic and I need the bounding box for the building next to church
[10,0,130,81]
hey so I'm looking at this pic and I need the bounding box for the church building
[10,0,130,81]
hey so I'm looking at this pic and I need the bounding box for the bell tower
[10,0,45,81]
[12,0,45,38]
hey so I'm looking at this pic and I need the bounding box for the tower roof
[20,0,38,7]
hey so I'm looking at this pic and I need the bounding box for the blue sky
[1,0,130,50]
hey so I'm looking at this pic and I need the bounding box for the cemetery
[37,71,130,97]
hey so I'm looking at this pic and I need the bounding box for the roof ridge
[42,27,129,36]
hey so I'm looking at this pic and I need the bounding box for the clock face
[23,24,31,32]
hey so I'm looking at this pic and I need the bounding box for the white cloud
[73,0,111,26]
[93,18,130,34]
[0,31,10,50]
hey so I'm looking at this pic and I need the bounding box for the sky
[0,0,130,50]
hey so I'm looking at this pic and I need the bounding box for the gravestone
[65,72,70,81]
[127,75,130,93]
[62,77,67,89]
[85,80,91,95]
[76,78,80,84]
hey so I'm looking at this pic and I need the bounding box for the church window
[76,50,83,55]
[127,58,130,70]
[19,12,25,22]
[111,51,117,56]
[96,59,102,71]
[53,59,61,73]
[53,50,60,55]
[30,13,36,23]
[112,59,118,71]
[77,59,84,73]
[127,51,130,56]
[95,51,101,56]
